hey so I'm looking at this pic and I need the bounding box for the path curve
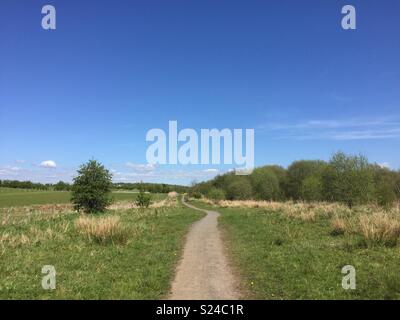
[169,197,240,300]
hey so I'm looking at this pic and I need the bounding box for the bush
[373,166,398,207]
[286,160,327,200]
[322,152,375,207]
[226,178,253,200]
[266,165,288,200]
[250,167,280,200]
[301,174,324,202]
[207,188,226,201]
[71,160,113,213]
[191,192,202,199]
[135,188,152,208]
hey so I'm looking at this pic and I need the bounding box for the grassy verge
[188,199,400,299]
[0,200,203,299]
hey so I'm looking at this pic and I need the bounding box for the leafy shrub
[207,188,226,201]
[226,178,253,200]
[322,152,375,207]
[250,167,280,200]
[191,192,202,199]
[71,160,113,213]
[373,166,398,208]
[135,188,152,208]
[286,160,327,200]
[301,174,324,202]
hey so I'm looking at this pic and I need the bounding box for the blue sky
[0,0,399,185]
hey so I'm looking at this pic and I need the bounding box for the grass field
[192,200,400,300]
[0,198,204,299]
[0,188,166,208]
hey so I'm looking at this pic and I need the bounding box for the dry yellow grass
[358,212,400,246]
[0,226,61,250]
[204,199,348,222]
[0,198,174,226]
[330,216,348,235]
[108,197,177,210]
[75,215,127,245]
[201,198,400,246]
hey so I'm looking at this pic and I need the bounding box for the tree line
[191,152,400,208]
[0,180,188,193]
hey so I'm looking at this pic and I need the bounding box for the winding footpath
[169,198,241,300]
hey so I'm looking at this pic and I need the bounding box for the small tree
[135,183,152,208]
[71,160,113,213]
[322,152,375,207]
[250,167,280,201]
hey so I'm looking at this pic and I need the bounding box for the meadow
[192,199,400,300]
[0,187,166,208]
[0,193,203,299]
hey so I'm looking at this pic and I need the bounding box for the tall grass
[199,198,400,247]
[358,212,400,247]
[75,216,127,245]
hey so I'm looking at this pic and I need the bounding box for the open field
[0,188,166,208]
[191,199,400,299]
[0,197,204,299]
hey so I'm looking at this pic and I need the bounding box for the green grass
[0,202,203,299]
[194,201,400,299]
[0,188,167,207]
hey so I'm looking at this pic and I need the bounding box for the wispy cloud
[259,116,400,141]
[125,162,156,172]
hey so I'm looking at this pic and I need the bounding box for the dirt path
[169,198,241,300]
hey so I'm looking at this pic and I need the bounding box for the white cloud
[40,160,57,168]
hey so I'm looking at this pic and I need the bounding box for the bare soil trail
[169,198,241,300]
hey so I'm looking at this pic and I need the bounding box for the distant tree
[191,192,202,199]
[300,174,324,202]
[372,166,398,207]
[250,167,280,200]
[71,160,113,213]
[54,181,70,191]
[265,165,288,200]
[286,160,327,200]
[226,177,253,200]
[322,152,375,207]
[207,187,226,201]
